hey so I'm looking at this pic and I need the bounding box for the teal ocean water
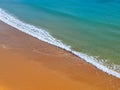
[0,0,120,78]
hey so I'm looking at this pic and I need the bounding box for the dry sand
[0,21,120,90]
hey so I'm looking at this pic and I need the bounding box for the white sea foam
[0,8,120,79]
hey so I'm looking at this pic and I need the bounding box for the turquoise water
[0,0,120,73]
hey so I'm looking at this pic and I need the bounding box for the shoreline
[0,8,120,79]
[0,20,120,90]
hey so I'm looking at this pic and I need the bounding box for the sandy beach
[0,21,120,90]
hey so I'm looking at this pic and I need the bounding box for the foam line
[0,8,120,79]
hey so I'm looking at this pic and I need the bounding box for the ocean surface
[0,0,120,78]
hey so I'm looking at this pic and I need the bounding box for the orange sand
[0,21,120,90]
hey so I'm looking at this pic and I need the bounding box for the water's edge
[0,8,120,79]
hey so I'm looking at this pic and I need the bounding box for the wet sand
[0,21,120,90]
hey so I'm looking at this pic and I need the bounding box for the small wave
[0,8,120,79]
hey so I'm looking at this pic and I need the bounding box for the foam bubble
[0,8,120,79]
